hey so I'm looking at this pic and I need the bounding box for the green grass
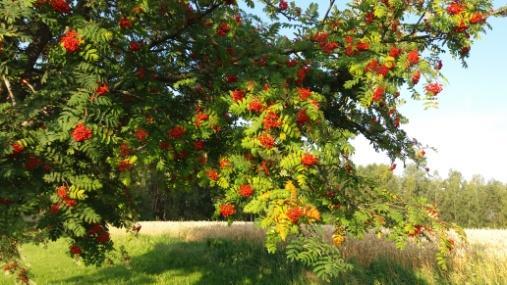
[1,236,315,285]
[1,234,506,285]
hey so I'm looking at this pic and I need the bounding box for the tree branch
[22,23,51,81]
[2,76,16,106]
[491,5,507,17]
[260,0,298,22]
[322,0,336,24]
[76,0,92,20]
[149,4,221,49]
[20,79,36,93]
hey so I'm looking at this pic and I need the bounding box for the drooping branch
[492,5,507,16]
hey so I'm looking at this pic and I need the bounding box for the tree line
[135,163,506,229]
[358,164,507,228]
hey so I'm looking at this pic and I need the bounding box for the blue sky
[355,0,507,182]
[242,1,507,182]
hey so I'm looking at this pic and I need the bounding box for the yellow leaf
[304,206,321,221]
[296,174,306,188]
[332,232,346,247]
[384,56,396,69]
[217,177,229,189]
[332,226,346,246]
[275,222,289,241]
[349,64,363,77]
[128,155,138,164]
[260,192,271,200]
[121,175,131,186]
[246,81,256,91]
[285,180,298,201]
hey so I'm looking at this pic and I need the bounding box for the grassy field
[1,222,506,285]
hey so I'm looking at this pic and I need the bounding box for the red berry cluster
[220,203,236,217]
[11,142,24,155]
[312,31,339,54]
[425,82,443,96]
[372,87,385,102]
[262,112,281,130]
[50,0,70,13]
[407,50,419,65]
[296,109,309,125]
[279,0,288,10]
[217,22,231,37]
[207,169,219,181]
[194,140,205,150]
[25,155,42,170]
[129,41,142,52]
[258,133,275,149]
[301,153,318,167]
[135,128,149,141]
[297,87,312,100]
[70,245,81,256]
[446,2,464,15]
[56,186,77,207]
[60,30,81,53]
[169,125,186,139]
[287,207,304,223]
[195,112,209,127]
[119,17,133,29]
[239,184,254,197]
[87,224,110,244]
[248,99,264,113]
[231,89,245,101]
[411,71,421,85]
[365,59,391,77]
[96,83,109,96]
[72,123,92,142]
[118,159,133,172]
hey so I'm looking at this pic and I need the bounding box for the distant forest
[358,164,507,228]
[134,164,507,228]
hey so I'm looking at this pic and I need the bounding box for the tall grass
[2,222,506,285]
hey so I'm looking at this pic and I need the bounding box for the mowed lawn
[1,223,507,285]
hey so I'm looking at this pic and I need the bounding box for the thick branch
[149,4,221,49]
[76,0,93,20]
[157,73,194,85]
[22,23,51,80]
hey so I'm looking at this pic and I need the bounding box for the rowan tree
[1,0,506,282]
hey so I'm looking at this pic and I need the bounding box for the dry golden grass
[463,228,507,256]
[111,222,506,265]
[110,221,266,242]
[340,234,437,268]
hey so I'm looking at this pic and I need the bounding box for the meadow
[1,222,506,285]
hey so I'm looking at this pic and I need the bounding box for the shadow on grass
[54,239,307,285]
[54,239,430,285]
[341,257,434,285]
